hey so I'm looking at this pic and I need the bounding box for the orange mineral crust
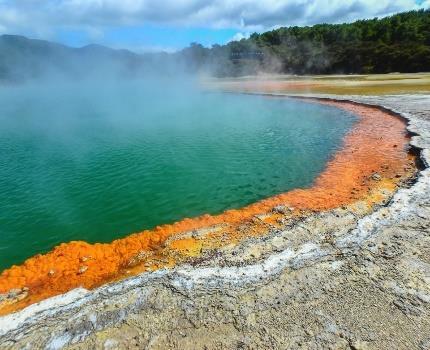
[0,99,416,315]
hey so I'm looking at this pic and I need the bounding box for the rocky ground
[0,94,429,350]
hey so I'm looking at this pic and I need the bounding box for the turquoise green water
[0,80,356,270]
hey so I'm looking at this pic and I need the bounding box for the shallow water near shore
[0,80,357,270]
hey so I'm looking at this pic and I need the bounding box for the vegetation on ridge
[0,9,429,81]
[180,9,430,76]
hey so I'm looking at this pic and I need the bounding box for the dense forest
[0,9,429,81]
[179,9,430,76]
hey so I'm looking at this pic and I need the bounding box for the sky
[0,0,428,52]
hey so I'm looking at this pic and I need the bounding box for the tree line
[178,9,430,76]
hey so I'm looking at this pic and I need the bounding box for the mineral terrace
[0,94,429,350]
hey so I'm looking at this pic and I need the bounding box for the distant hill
[0,35,166,82]
[0,9,429,81]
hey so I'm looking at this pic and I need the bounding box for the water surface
[0,80,356,269]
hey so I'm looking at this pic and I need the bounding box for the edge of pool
[1,94,429,349]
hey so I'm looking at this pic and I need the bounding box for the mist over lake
[0,79,356,268]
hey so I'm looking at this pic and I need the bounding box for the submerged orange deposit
[0,98,417,315]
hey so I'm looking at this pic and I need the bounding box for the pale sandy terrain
[208,72,430,95]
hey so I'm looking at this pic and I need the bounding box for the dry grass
[209,72,430,95]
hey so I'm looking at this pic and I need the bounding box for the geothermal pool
[0,81,357,270]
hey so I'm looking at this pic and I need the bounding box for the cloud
[0,0,428,40]
[116,44,179,54]
[228,32,251,43]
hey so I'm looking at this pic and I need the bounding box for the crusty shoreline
[0,95,429,349]
[0,97,413,315]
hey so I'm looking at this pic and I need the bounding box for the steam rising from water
[0,77,356,269]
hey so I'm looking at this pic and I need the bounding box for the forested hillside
[0,9,429,81]
[180,9,430,76]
